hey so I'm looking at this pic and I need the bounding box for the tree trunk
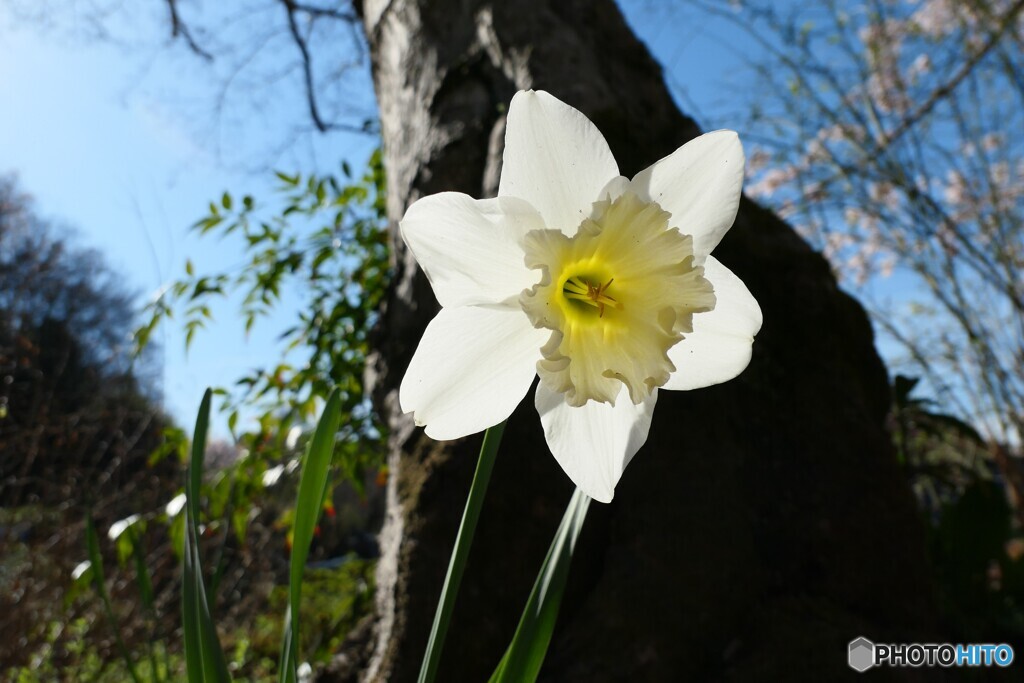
[338,1,940,680]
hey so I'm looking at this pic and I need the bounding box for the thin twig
[290,1,358,21]
[280,0,369,133]
[878,0,1024,150]
[166,0,214,62]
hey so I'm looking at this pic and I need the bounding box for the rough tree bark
[334,0,941,680]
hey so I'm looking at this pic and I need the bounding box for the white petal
[401,192,545,308]
[262,464,286,487]
[499,90,619,236]
[664,256,762,391]
[285,425,302,450]
[165,493,187,517]
[535,384,657,503]
[108,514,140,541]
[401,306,547,440]
[630,130,744,263]
[596,175,631,206]
[71,560,92,581]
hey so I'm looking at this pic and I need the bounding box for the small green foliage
[263,561,377,667]
[5,617,143,682]
[113,153,391,683]
[890,375,1024,641]
[891,374,990,504]
[136,150,389,626]
[86,515,145,683]
[136,150,389,479]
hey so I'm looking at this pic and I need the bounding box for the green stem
[127,526,162,681]
[85,516,144,683]
[417,421,507,683]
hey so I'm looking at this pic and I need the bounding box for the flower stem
[417,420,507,683]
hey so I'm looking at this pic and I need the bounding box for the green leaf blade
[182,389,233,683]
[279,388,343,683]
[86,516,145,683]
[418,422,507,683]
[490,488,591,683]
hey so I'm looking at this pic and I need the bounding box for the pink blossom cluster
[734,0,1024,444]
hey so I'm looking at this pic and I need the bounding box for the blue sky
[0,2,748,432]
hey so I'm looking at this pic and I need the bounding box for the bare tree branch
[160,0,373,136]
[166,0,214,61]
[289,1,357,21]
[280,0,371,133]
[879,0,1024,150]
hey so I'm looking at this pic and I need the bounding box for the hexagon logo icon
[849,637,875,672]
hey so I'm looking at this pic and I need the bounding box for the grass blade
[127,526,155,613]
[127,525,163,681]
[85,515,144,683]
[418,421,507,683]
[489,487,591,683]
[279,388,342,683]
[182,388,233,682]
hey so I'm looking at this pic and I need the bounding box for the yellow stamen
[563,276,622,317]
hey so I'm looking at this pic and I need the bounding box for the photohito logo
[848,637,1014,672]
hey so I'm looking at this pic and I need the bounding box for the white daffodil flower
[399,90,762,503]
